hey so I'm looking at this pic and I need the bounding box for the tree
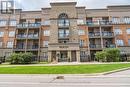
[104,48,120,62]
[8,52,34,64]
[95,48,120,62]
[95,51,107,62]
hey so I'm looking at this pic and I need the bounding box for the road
[0,70,130,87]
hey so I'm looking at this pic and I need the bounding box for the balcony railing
[28,34,39,39]
[89,32,114,38]
[86,20,112,26]
[14,45,39,51]
[17,34,27,39]
[17,34,39,39]
[27,45,39,49]
[103,44,116,48]
[17,23,41,29]
[90,44,102,49]
[90,44,116,49]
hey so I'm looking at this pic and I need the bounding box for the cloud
[17,0,130,10]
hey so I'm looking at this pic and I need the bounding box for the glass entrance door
[58,51,68,62]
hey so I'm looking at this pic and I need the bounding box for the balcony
[102,32,114,38]
[13,45,26,51]
[103,44,116,48]
[89,32,100,38]
[16,34,39,39]
[89,32,114,38]
[86,20,112,27]
[27,45,39,51]
[17,23,41,29]
[90,44,102,50]
[28,34,39,39]
[14,45,39,51]
[89,44,116,50]
[16,34,27,39]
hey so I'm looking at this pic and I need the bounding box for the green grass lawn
[0,63,130,74]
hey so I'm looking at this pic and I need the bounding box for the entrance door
[59,51,68,62]
[71,51,76,62]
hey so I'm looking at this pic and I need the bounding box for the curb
[102,67,130,75]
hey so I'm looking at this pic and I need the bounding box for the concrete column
[48,51,52,63]
[68,51,71,62]
[76,51,80,62]
[56,51,60,62]
[100,26,104,48]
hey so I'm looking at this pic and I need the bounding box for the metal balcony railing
[27,45,39,49]
[102,32,114,37]
[17,23,41,28]
[103,44,116,48]
[90,44,116,49]
[86,20,112,26]
[89,44,102,49]
[89,32,114,38]
[28,34,39,39]
[17,34,27,39]
[17,34,39,39]
[14,45,39,50]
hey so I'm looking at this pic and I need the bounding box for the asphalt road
[0,70,130,87]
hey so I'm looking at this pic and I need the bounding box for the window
[77,19,84,25]
[58,19,69,27]
[116,40,124,46]
[112,17,120,24]
[78,30,85,35]
[123,17,130,24]
[0,32,4,37]
[9,31,15,37]
[58,30,69,38]
[80,40,85,47]
[0,20,7,26]
[58,13,70,27]
[44,30,50,36]
[10,20,17,26]
[126,28,130,34]
[114,28,122,35]
[42,20,50,25]
[80,51,86,56]
[43,52,48,58]
[128,39,130,46]
[43,41,49,47]
[0,42,2,48]
[7,42,13,48]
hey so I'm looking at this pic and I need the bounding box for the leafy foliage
[95,48,120,62]
[8,52,33,64]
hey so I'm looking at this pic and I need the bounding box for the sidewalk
[0,62,130,67]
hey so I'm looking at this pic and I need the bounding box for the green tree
[95,51,107,62]
[104,48,120,62]
[8,52,33,64]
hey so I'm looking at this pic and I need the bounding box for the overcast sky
[14,0,130,10]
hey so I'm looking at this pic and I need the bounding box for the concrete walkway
[0,62,130,67]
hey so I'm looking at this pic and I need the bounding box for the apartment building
[0,2,130,62]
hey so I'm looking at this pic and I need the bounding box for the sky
[9,0,130,10]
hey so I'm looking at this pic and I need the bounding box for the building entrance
[58,51,68,62]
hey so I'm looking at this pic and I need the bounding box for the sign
[59,46,69,48]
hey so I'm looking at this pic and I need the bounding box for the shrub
[104,48,120,62]
[95,51,106,62]
[95,48,120,62]
[8,52,33,64]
